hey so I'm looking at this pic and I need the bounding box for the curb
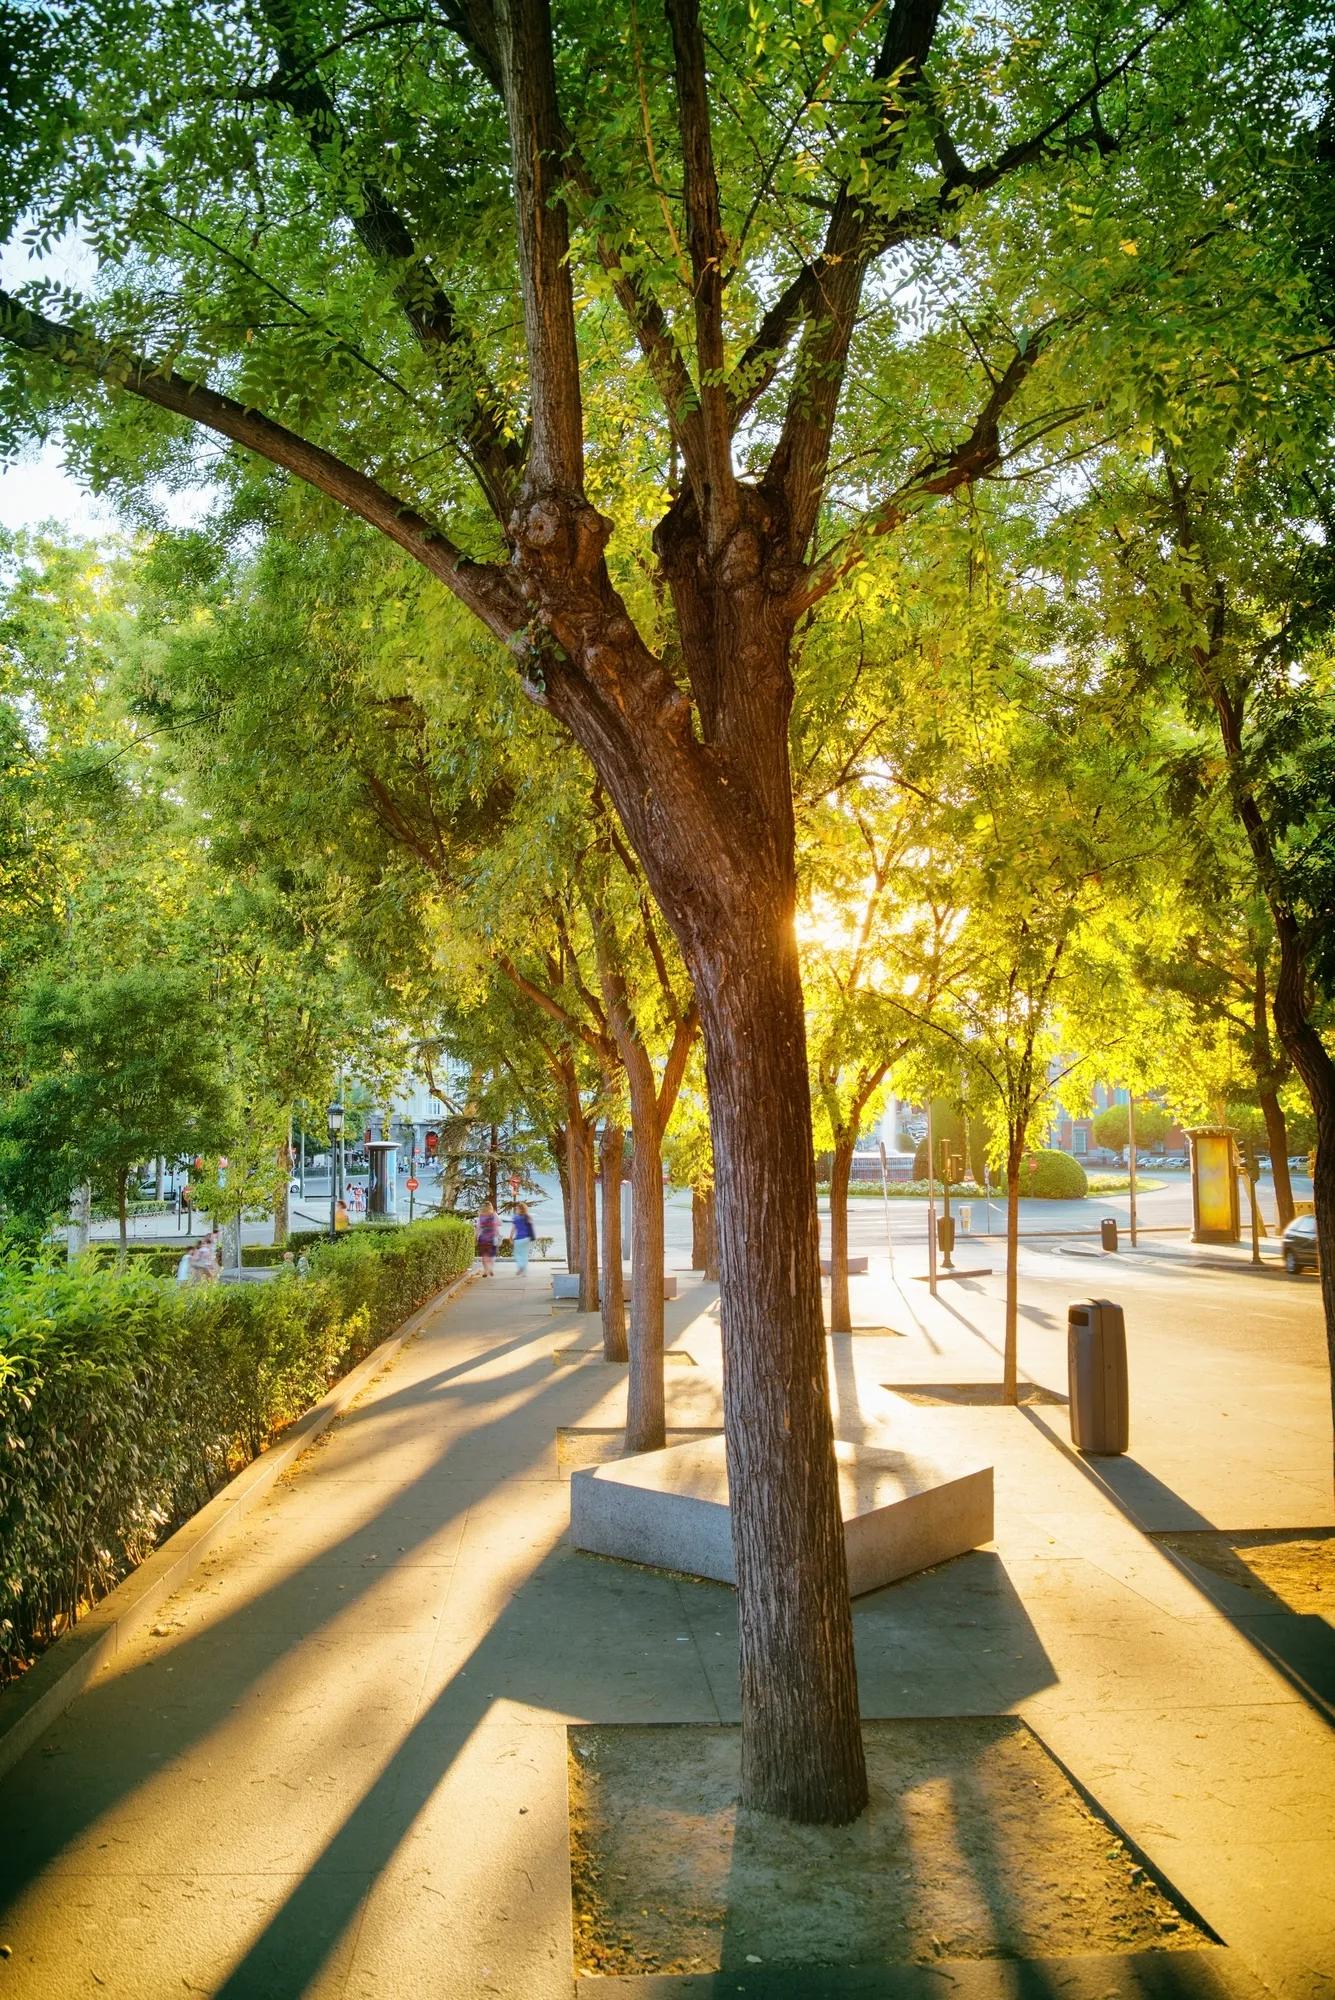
[0,1265,477,1781]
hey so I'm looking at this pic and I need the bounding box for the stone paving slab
[576,1951,1268,1999]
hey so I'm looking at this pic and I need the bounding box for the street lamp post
[327,1101,344,1241]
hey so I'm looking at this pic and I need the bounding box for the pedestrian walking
[334,1198,351,1233]
[475,1200,500,1276]
[509,1201,535,1277]
[187,1231,219,1284]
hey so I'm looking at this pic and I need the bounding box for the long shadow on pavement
[1019,1408,1335,1725]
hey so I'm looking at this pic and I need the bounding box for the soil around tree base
[569,1718,1205,1980]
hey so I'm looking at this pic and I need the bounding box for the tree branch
[495,0,585,494]
[437,0,707,476]
[665,0,736,534]
[763,0,945,553]
[0,292,525,639]
[730,1,1185,438]
[253,0,526,521]
[793,333,1045,612]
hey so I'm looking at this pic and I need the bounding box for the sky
[0,447,118,538]
[1,230,127,540]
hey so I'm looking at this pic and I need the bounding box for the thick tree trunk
[828,1131,856,1335]
[155,1156,165,1200]
[1004,1152,1020,1405]
[599,1122,628,1362]
[1259,1088,1295,1228]
[692,930,866,1823]
[625,1079,666,1454]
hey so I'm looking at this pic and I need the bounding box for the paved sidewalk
[1,1267,1331,1997]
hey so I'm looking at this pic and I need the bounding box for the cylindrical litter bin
[1067,1299,1128,1454]
[936,1215,955,1254]
[959,1205,972,1235]
[1100,1216,1118,1252]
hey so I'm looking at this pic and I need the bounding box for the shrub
[1019,1149,1089,1199]
[0,1215,472,1682]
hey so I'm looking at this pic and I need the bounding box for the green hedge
[1020,1149,1089,1198]
[0,1216,473,1683]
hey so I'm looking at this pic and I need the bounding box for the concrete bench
[821,1255,868,1276]
[627,1273,678,1301]
[551,1272,582,1301]
[571,1436,992,1596]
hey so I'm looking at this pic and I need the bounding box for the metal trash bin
[1068,1299,1128,1455]
[1100,1216,1118,1252]
[936,1215,955,1254]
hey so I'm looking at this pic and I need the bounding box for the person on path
[510,1201,536,1277]
[334,1198,351,1233]
[187,1232,219,1284]
[475,1200,500,1276]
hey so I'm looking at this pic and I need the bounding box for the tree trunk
[571,1115,600,1313]
[1259,1088,1295,1228]
[548,1125,570,1258]
[155,1156,165,1200]
[273,1139,290,1246]
[625,1073,666,1455]
[487,1123,500,1207]
[1272,949,1335,1479]
[565,1119,585,1277]
[599,1122,628,1363]
[117,1167,129,1252]
[691,930,866,1824]
[701,1185,719,1279]
[1004,1148,1020,1405]
[828,1131,856,1335]
[691,1186,719,1277]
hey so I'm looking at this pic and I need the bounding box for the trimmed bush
[0,1216,472,1682]
[1019,1149,1089,1198]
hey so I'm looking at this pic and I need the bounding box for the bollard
[1067,1299,1128,1454]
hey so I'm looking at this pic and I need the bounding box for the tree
[1091,1101,1171,1159]
[4,0,1322,1821]
[0,967,231,1245]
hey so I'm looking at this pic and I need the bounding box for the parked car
[1288,1155,1313,1174]
[1279,1214,1319,1276]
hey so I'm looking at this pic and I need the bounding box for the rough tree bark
[691,1185,719,1278]
[828,1132,857,1335]
[599,1120,628,1363]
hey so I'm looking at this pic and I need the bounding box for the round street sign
[405,1176,420,1193]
